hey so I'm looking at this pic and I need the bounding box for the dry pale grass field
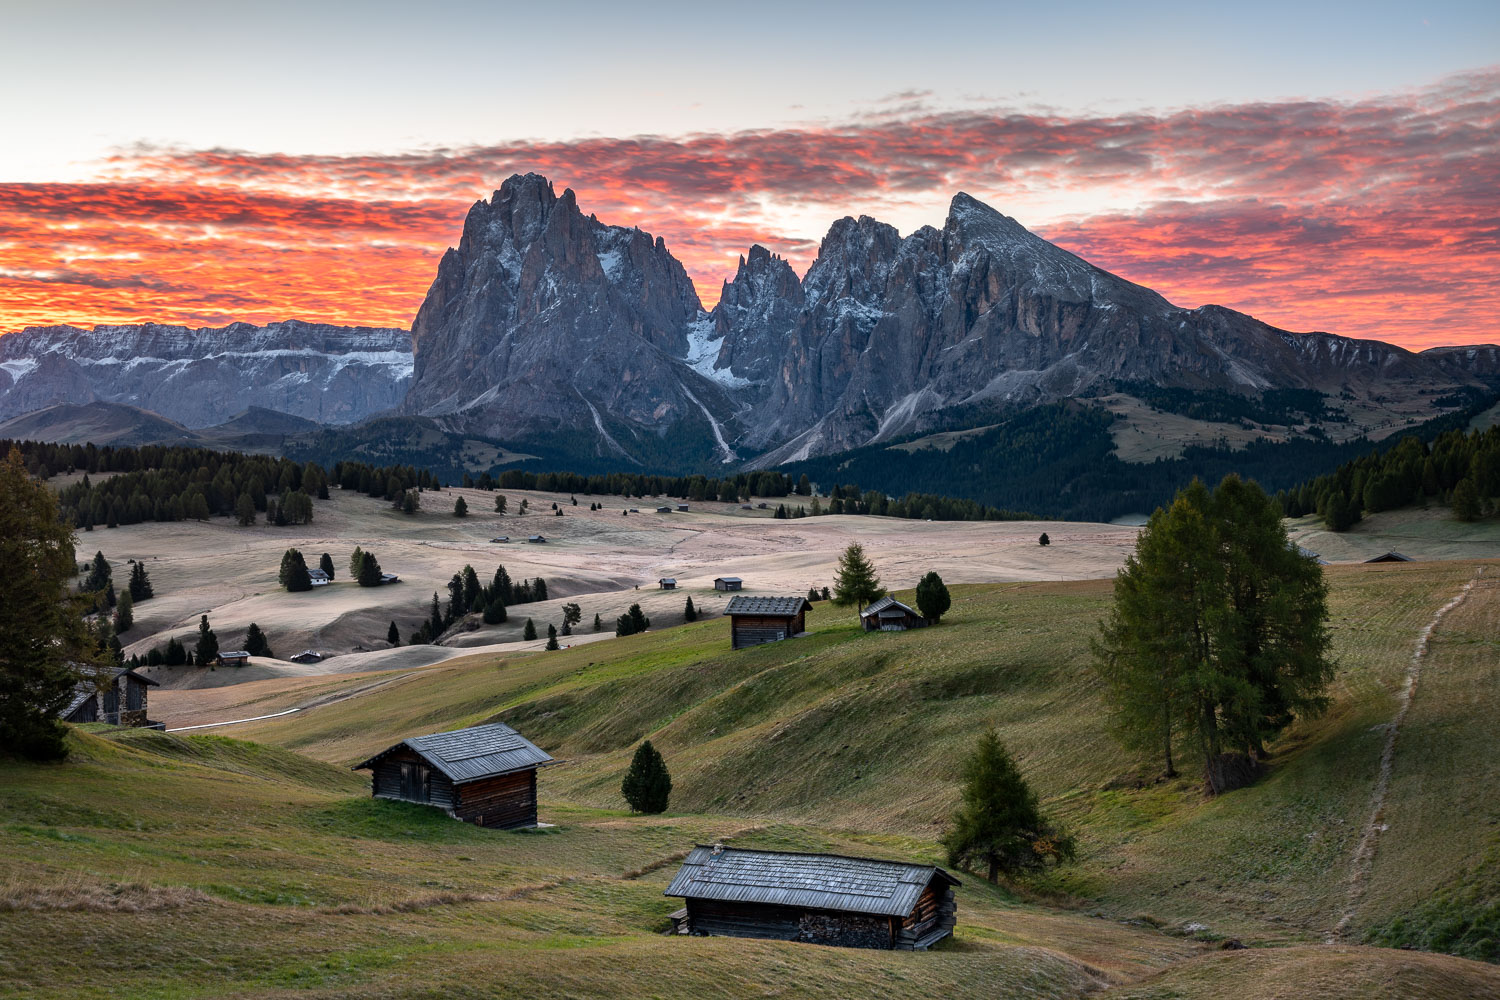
[90,485,1140,699]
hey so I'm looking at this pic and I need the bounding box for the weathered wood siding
[370,746,457,810]
[730,611,805,649]
[895,883,957,949]
[453,769,536,828]
[685,900,899,949]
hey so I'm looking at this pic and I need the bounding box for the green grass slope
[3,564,1498,998]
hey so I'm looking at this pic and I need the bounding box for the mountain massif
[2,174,1497,501]
[0,320,411,428]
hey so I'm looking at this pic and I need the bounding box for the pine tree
[357,550,384,587]
[349,546,365,579]
[195,614,220,666]
[684,596,697,622]
[279,548,312,592]
[1452,476,1482,522]
[128,561,153,601]
[545,624,559,650]
[621,740,672,814]
[402,489,420,515]
[941,729,1073,882]
[0,447,103,759]
[83,550,112,595]
[483,597,507,625]
[523,618,537,641]
[428,593,443,639]
[807,586,821,602]
[462,566,482,612]
[387,621,400,646]
[495,495,507,514]
[561,602,581,630]
[235,493,256,526]
[244,623,272,658]
[1038,532,1050,546]
[113,590,133,633]
[319,552,336,582]
[915,571,951,623]
[454,496,468,518]
[832,543,885,610]
[593,613,603,632]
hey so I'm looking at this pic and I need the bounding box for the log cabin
[665,846,959,950]
[713,577,743,592]
[858,595,929,632]
[659,578,677,590]
[353,722,555,828]
[60,667,160,728]
[725,595,811,649]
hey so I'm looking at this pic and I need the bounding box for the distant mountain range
[2,174,1498,513]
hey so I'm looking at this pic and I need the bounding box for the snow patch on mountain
[682,316,752,388]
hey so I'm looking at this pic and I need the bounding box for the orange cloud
[3,68,1496,349]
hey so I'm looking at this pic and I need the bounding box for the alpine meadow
[3,4,1500,998]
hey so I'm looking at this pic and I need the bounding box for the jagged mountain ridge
[0,320,411,428]
[399,174,743,465]
[400,175,1494,469]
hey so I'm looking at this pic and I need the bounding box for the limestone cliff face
[401,173,740,464]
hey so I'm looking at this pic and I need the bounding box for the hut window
[399,762,431,802]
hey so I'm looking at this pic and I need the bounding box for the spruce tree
[244,623,272,658]
[545,624,559,650]
[593,613,603,632]
[495,494,507,514]
[621,740,672,814]
[319,552,336,581]
[280,548,312,592]
[915,571,951,623]
[113,590,133,633]
[454,496,468,518]
[427,593,443,638]
[1038,532,1050,546]
[1452,476,1482,521]
[0,447,102,759]
[349,546,365,579]
[195,614,220,666]
[387,621,400,646]
[357,550,383,587]
[128,561,153,601]
[832,543,885,610]
[941,729,1073,882]
[235,493,256,526]
[684,595,697,622]
[483,597,507,625]
[83,550,112,595]
[523,618,537,641]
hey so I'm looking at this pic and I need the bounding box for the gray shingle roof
[665,846,958,916]
[725,595,810,617]
[353,722,554,784]
[859,595,918,619]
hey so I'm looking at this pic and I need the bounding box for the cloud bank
[2,69,1495,350]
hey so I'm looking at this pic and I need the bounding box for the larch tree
[832,543,885,611]
[941,729,1073,882]
[1093,476,1332,795]
[0,447,104,759]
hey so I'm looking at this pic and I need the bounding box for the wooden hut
[289,650,324,664]
[60,667,160,728]
[725,595,810,649]
[677,504,690,512]
[528,535,547,544]
[353,722,555,828]
[1365,551,1413,563]
[218,650,251,667]
[307,568,331,587]
[659,578,678,590]
[656,506,674,514]
[665,846,959,950]
[859,595,928,632]
[713,576,743,592]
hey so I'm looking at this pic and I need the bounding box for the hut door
[102,683,119,722]
[399,762,431,802]
[126,679,143,710]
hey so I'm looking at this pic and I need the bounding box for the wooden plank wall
[453,769,537,828]
[370,747,456,810]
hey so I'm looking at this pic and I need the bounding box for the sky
[1,0,1497,349]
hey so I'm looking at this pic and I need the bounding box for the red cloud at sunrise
[2,69,1496,350]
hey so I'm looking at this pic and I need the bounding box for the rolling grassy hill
[2,564,1498,998]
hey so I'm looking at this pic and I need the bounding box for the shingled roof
[665,846,959,916]
[353,722,554,784]
[859,595,918,618]
[725,595,811,617]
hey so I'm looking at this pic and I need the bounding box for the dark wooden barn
[659,578,677,590]
[60,667,160,728]
[218,651,251,667]
[353,722,555,828]
[713,576,743,592]
[665,846,959,950]
[725,595,811,649]
[859,595,929,632]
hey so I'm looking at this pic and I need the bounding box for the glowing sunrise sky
[2,0,1497,349]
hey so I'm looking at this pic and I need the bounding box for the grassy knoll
[3,563,1499,997]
